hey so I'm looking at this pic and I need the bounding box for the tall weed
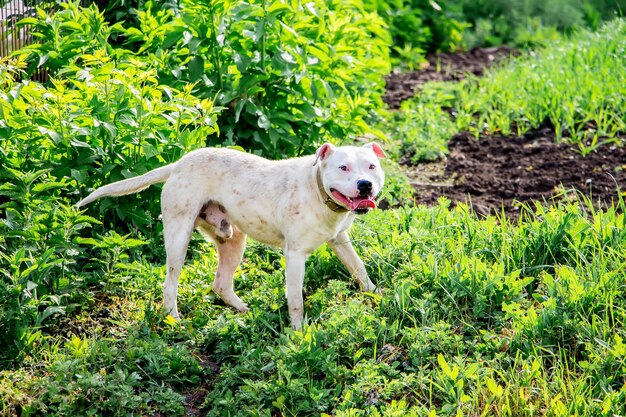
[2,52,220,237]
[0,169,96,363]
[1,4,219,362]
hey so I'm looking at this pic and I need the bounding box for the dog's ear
[314,143,335,165]
[364,142,386,159]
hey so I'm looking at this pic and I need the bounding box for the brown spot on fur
[218,204,226,213]
[216,236,226,244]
[200,200,213,212]
[289,185,298,199]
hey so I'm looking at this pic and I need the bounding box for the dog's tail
[76,164,173,207]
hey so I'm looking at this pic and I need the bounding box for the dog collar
[316,168,349,213]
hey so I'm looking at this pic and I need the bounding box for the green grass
[2,196,625,416]
[392,18,626,162]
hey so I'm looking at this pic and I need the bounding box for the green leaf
[32,181,66,193]
[188,55,205,82]
[36,306,66,326]
[163,29,184,49]
[257,113,270,130]
[75,237,100,246]
[37,127,63,144]
[38,54,50,68]
[267,2,291,15]
[307,45,331,62]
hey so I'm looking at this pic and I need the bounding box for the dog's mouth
[330,189,377,214]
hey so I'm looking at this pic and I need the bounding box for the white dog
[77,142,385,329]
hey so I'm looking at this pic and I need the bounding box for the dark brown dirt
[406,132,626,217]
[386,47,625,217]
[184,389,208,417]
[183,355,220,416]
[383,46,520,109]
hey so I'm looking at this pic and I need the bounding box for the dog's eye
[339,165,349,172]
[369,164,376,170]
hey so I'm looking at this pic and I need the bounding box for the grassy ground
[2,196,626,416]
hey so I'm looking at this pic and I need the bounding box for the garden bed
[403,130,626,217]
[386,47,625,217]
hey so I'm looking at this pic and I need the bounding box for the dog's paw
[362,285,384,298]
[291,320,303,331]
[360,281,378,293]
[374,286,384,296]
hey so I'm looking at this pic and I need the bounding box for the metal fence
[1,0,91,81]
[0,0,37,57]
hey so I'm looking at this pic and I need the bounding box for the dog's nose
[357,180,372,196]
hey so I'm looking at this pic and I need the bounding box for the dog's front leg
[328,231,376,292]
[284,250,308,330]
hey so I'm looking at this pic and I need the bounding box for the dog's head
[315,142,386,214]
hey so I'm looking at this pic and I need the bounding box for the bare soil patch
[404,131,626,217]
[383,46,519,109]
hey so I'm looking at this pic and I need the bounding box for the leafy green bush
[364,0,625,69]
[1,53,219,234]
[460,0,586,47]
[16,2,113,74]
[17,0,392,159]
[363,0,468,69]
[458,0,626,49]
[1,3,220,361]
[0,169,96,362]
[127,0,390,157]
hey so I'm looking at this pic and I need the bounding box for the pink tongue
[331,190,377,211]
[353,198,376,211]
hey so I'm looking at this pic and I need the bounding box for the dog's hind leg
[162,215,195,319]
[161,187,198,319]
[211,225,249,313]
